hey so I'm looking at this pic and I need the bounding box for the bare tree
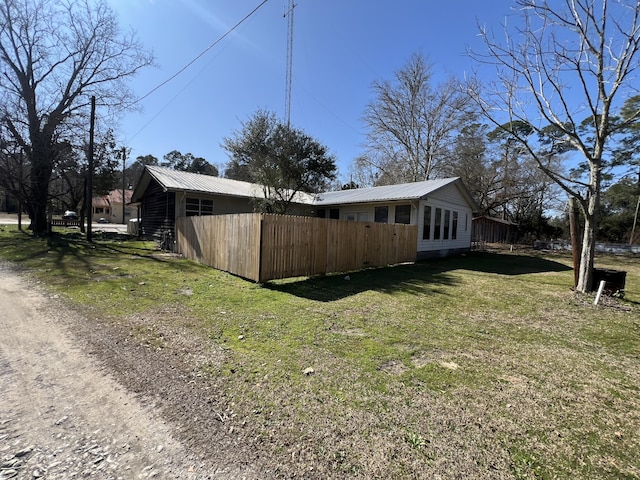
[361,52,473,184]
[0,0,153,234]
[470,0,640,292]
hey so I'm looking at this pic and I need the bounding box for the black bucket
[592,268,627,296]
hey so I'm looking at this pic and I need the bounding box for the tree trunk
[29,160,53,235]
[576,184,600,293]
[577,213,596,292]
[25,132,57,235]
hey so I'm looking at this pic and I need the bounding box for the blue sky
[110,0,517,181]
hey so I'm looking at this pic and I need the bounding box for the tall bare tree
[0,0,153,234]
[470,0,640,292]
[361,52,473,184]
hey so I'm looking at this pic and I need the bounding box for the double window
[186,197,214,216]
[346,212,369,222]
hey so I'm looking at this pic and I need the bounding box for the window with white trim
[434,208,442,239]
[394,204,411,224]
[452,211,458,240]
[346,212,368,222]
[375,206,388,223]
[423,206,431,240]
[443,210,451,240]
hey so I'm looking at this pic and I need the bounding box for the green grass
[1,225,639,479]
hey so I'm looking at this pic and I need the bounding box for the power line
[130,0,271,109]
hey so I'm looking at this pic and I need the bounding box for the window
[346,212,368,222]
[329,208,340,219]
[423,206,431,240]
[201,199,214,215]
[186,197,214,216]
[434,208,442,239]
[443,210,450,240]
[374,206,388,223]
[452,212,458,240]
[394,204,411,224]
[316,209,326,218]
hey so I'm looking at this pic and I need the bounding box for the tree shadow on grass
[0,231,195,281]
[265,251,572,302]
[265,263,460,302]
[450,250,573,276]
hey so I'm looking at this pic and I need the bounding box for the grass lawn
[1,225,639,479]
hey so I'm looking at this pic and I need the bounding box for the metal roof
[137,166,314,203]
[146,166,263,197]
[132,167,477,210]
[313,177,463,205]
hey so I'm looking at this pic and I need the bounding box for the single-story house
[131,166,478,258]
[91,189,135,224]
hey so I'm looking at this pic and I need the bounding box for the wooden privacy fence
[176,213,418,282]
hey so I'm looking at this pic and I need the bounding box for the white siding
[337,202,419,225]
[417,184,473,253]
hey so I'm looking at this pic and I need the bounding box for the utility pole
[122,147,127,224]
[284,0,295,126]
[87,96,95,242]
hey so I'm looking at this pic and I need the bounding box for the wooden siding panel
[140,180,176,241]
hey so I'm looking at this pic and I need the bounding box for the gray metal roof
[313,177,463,205]
[133,167,477,210]
[140,166,314,203]
[146,165,263,197]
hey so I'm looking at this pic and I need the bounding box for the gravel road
[0,264,261,479]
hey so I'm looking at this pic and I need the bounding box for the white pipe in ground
[594,280,607,306]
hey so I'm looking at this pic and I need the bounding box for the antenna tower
[284,0,295,126]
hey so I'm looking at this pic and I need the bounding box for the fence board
[176,213,417,282]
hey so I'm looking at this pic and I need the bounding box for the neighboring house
[130,166,314,240]
[91,189,135,224]
[472,215,518,244]
[131,166,478,258]
[313,178,478,259]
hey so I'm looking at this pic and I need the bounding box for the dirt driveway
[0,264,260,479]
